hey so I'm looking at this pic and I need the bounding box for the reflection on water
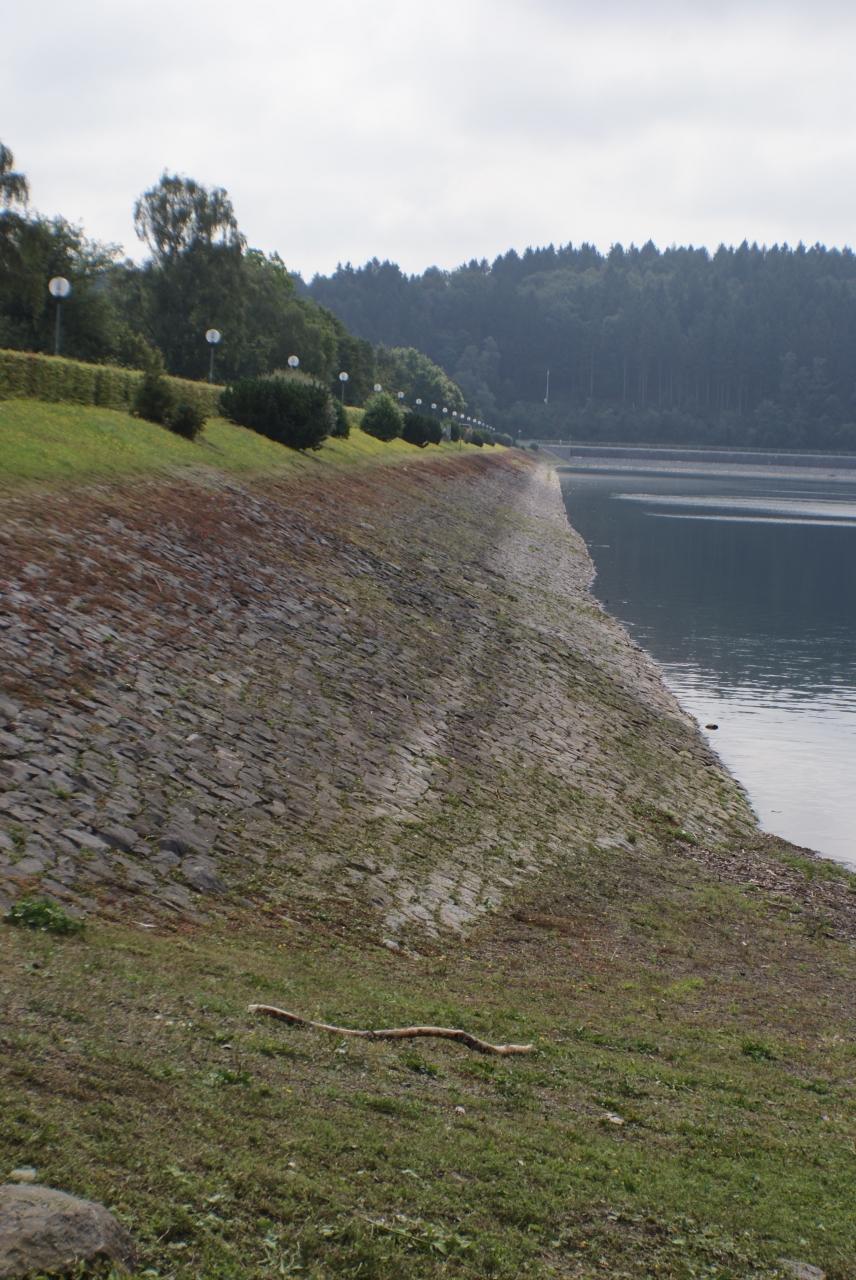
[559,468,856,867]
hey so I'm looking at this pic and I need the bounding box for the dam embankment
[0,448,756,935]
[3,435,856,1277]
[1,448,853,943]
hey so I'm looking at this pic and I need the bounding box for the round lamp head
[442,407,448,414]
[431,403,437,410]
[373,383,382,393]
[287,354,299,369]
[48,277,71,299]
[415,398,422,406]
[206,329,221,345]
[397,391,404,400]
[339,371,349,382]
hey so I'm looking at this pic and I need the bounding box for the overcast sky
[5,0,856,278]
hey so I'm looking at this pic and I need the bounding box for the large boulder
[0,1184,136,1277]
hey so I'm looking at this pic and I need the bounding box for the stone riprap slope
[0,452,755,939]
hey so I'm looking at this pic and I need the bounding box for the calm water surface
[559,467,856,867]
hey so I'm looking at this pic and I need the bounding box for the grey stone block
[182,859,227,894]
[6,858,45,880]
[0,1183,137,1278]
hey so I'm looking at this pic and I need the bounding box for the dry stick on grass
[248,1005,534,1056]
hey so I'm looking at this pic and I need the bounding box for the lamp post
[415,398,422,412]
[397,391,405,406]
[288,354,300,372]
[206,329,221,383]
[48,277,71,357]
[339,371,349,404]
[442,406,448,438]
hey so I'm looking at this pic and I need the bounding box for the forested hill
[309,242,856,450]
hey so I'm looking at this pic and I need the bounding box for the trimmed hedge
[0,348,221,418]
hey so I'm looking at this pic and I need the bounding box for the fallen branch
[247,1005,534,1056]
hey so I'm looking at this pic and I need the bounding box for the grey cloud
[4,0,856,275]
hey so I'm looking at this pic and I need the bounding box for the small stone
[6,858,45,881]
[157,882,192,909]
[0,1183,137,1277]
[61,830,110,853]
[8,1169,37,1183]
[0,696,21,723]
[182,860,226,894]
[95,824,139,853]
[779,1263,826,1280]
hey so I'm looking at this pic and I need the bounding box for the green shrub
[4,898,85,936]
[402,412,443,447]
[495,432,513,447]
[133,351,174,424]
[166,400,207,440]
[361,392,403,442]
[450,421,461,442]
[471,428,495,447]
[219,375,334,450]
[331,398,351,438]
[741,1039,777,1062]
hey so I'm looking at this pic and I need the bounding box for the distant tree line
[308,241,856,450]
[0,143,461,414]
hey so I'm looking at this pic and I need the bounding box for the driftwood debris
[248,1005,534,1056]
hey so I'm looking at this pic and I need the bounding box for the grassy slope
[0,399,479,487]
[0,413,854,1280]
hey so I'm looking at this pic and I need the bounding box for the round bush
[166,401,206,441]
[219,376,335,451]
[361,392,404,442]
[402,413,429,447]
[402,413,443,447]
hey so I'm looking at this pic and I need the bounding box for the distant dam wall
[537,442,856,470]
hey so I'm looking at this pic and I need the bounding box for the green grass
[2,854,853,1279]
[0,399,485,488]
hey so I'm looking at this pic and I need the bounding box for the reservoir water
[559,464,856,868]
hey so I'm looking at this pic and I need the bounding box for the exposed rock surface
[0,1183,136,1277]
[778,1263,826,1280]
[1,451,848,941]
